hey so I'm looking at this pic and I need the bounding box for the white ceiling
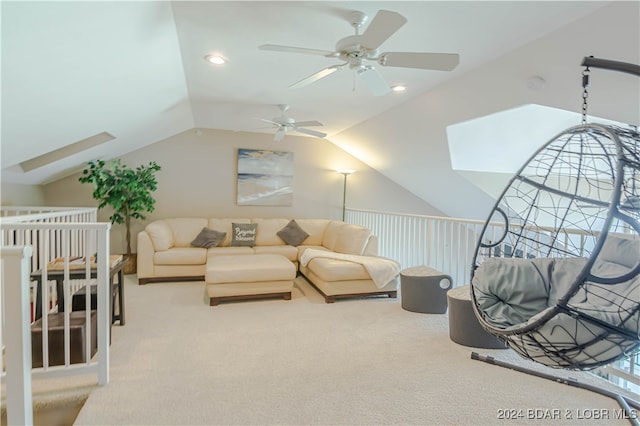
[2,1,638,217]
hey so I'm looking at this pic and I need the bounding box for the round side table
[447,285,506,349]
[400,265,452,314]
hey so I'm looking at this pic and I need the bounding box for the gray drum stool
[401,266,452,314]
[447,285,506,349]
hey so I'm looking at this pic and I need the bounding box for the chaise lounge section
[137,218,400,304]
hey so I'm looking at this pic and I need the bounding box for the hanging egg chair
[469,58,640,371]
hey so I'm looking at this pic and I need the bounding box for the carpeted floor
[48,275,639,425]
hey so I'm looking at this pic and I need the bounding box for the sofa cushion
[191,227,226,248]
[154,248,207,265]
[145,220,173,251]
[209,218,250,247]
[277,219,309,246]
[254,245,298,262]
[252,218,289,246]
[166,218,208,248]
[305,257,370,281]
[295,219,329,246]
[334,224,372,255]
[207,246,254,257]
[322,221,344,252]
[231,223,257,247]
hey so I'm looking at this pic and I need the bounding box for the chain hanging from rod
[581,65,590,125]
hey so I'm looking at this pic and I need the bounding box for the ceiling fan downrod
[348,11,368,35]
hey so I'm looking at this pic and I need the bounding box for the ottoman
[206,254,296,306]
[400,265,452,313]
[447,285,506,349]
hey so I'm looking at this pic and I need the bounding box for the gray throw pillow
[231,223,257,247]
[191,227,226,248]
[277,219,309,246]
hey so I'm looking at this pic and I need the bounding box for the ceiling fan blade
[259,44,335,57]
[292,120,324,127]
[379,52,460,71]
[358,67,391,96]
[290,65,342,89]
[258,118,280,127]
[294,127,327,138]
[274,128,286,142]
[359,10,407,49]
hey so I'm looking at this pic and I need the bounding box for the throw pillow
[277,219,309,246]
[191,227,226,248]
[231,223,257,247]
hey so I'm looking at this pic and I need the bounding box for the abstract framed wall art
[236,148,294,206]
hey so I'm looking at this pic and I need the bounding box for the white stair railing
[1,206,97,222]
[1,206,97,276]
[1,223,111,379]
[1,207,111,424]
[2,246,34,426]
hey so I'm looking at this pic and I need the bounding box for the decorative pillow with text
[231,223,257,247]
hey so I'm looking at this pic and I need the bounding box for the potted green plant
[79,159,161,273]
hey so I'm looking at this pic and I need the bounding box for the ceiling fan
[259,9,460,96]
[259,104,327,142]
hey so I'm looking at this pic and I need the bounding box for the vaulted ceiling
[2,1,638,218]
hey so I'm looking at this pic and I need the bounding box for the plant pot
[123,253,137,275]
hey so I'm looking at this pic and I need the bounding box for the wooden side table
[31,310,98,367]
[30,255,127,325]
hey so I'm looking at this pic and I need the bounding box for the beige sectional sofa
[137,218,399,304]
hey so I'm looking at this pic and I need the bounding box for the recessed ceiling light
[205,54,227,65]
[391,85,406,92]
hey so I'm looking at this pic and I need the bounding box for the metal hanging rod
[581,56,640,77]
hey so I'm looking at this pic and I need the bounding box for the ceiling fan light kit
[259,9,460,96]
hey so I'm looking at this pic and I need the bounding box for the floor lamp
[336,169,355,221]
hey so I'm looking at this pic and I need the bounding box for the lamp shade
[336,169,355,175]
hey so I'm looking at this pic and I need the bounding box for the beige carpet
[67,275,637,425]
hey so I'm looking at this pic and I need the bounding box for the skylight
[446,104,630,174]
[19,131,115,172]
[445,104,635,200]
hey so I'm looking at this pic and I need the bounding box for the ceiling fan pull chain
[581,65,590,125]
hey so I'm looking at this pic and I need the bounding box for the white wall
[0,183,45,206]
[43,128,442,254]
